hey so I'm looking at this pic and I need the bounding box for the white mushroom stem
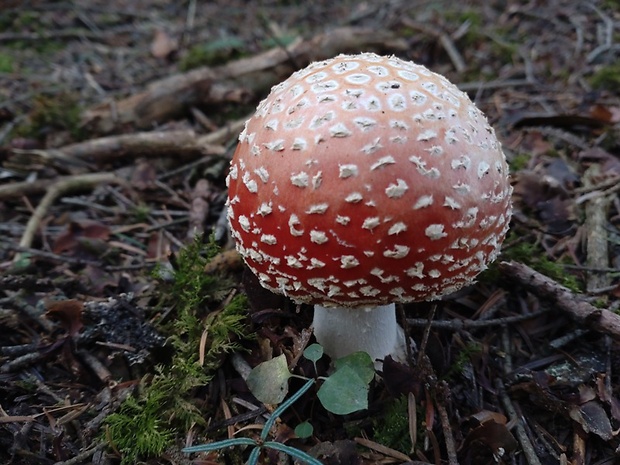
[312,303,407,365]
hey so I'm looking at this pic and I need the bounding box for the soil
[1,1,620,464]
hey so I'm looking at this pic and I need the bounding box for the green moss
[443,342,482,381]
[180,37,246,71]
[260,34,298,50]
[14,10,40,28]
[509,153,531,171]
[0,53,13,73]
[105,236,252,463]
[15,93,83,140]
[590,63,620,91]
[105,384,173,465]
[130,203,151,223]
[500,233,582,292]
[372,397,412,454]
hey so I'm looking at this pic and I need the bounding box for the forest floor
[1,1,620,464]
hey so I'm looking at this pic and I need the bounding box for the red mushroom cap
[226,53,512,308]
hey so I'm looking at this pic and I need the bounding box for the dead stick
[82,27,407,132]
[498,261,620,339]
[496,379,542,465]
[0,178,55,199]
[11,129,226,165]
[16,172,121,261]
[400,18,466,72]
[435,382,459,465]
[583,164,611,293]
[59,129,226,161]
[406,309,549,329]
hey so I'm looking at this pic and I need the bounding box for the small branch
[0,243,100,267]
[400,18,466,73]
[16,172,121,261]
[353,437,411,463]
[416,304,437,367]
[406,309,550,330]
[0,178,55,200]
[52,441,106,465]
[435,382,459,465]
[496,379,542,465]
[10,129,227,166]
[81,27,407,132]
[583,165,611,294]
[499,261,620,340]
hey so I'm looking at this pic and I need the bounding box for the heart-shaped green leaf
[303,343,324,363]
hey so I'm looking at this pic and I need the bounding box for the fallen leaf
[307,440,361,465]
[130,159,157,189]
[246,354,292,404]
[569,400,614,441]
[150,29,177,58]
[53,220,111,255]
[513,161,577,235]
[461,410,518,463]
[590,104,620,124]
[45,299,84,337]
[318,364,370,415]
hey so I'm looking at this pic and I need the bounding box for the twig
[416,304,437,367]
[435,382,458,465]
[81,27,407,132]
[354,437,411,462]
[4,291,54,332]
[0,178,56,200]
[0,29,104,42]
[400,18,466,73]
[53,441,106,465]
[572,174,620,194]
[16,172,121,261]
[11,130,227,165]
[575,180,620,206]
[585,3,615,63]
[0,243,100,267]
[496,379,543,465]
[499,261,620,340]
[198,116,249,146]
[457,78,534,92]
[583,165,612,294]
[406,309,550,329]
[76,350,112,383]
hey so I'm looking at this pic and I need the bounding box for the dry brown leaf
[150,29,177,59]
[45,299,84,337]
[569,400,614,441]
[52,220,111,255]
[461,410,518,462]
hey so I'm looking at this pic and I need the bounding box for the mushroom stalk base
[312,304,407,365]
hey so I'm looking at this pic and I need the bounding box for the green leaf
[317,364,370,415]
[294,420,314,439]
[316,351,374,415]
[246,354,291,404]
[333,351,375,384]
[303,344,323,363]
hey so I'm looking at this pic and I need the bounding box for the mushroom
[226,53,512,363]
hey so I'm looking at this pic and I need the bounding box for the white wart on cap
[227,53,512,309]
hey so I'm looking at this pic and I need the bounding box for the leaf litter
[1,1,620,464]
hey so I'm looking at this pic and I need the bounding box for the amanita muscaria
[226,53,512,363]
